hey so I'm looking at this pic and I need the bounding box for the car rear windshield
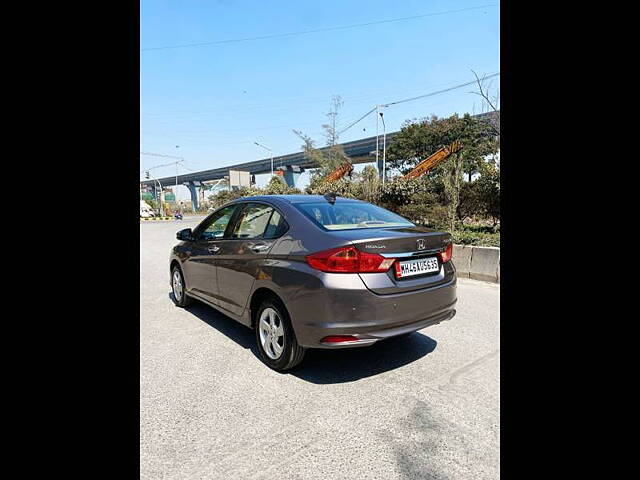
[294,202,414,230]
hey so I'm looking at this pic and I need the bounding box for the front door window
[198,205,236,240]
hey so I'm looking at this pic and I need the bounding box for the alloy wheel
[258,307,285,360]
[172,270,183,302]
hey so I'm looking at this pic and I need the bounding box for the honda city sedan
[170,194,457,371]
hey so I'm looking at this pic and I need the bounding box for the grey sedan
[170,194,456,371]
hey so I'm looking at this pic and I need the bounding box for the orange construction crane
[325,161,354,182]
[404,141,463,180]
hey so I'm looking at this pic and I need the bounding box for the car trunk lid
[326,226,454,294]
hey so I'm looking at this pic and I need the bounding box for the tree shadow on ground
[174,294,438,384]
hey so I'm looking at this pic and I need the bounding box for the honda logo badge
[417,239,426,250]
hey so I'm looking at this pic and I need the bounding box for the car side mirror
[176,228,193,241]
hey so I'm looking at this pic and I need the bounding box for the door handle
[250,243,270,253]
[208,245,220,253]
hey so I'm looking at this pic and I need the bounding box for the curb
[452,244,500,283]
[140,217,173,221]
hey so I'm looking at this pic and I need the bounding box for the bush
[305,177,355,197]
[264,176,301,195]
[392,202,449,230]
[378,177,428,207]
[451,230,500,247]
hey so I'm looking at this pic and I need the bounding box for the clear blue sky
[140,0,499,198]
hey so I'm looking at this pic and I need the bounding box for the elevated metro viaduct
[140,132,398,211]
[140,111,497,211]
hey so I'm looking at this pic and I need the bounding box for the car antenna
[323,192,337,205]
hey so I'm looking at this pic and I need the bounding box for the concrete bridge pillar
[281,165,304,188]
[185,183,199,212]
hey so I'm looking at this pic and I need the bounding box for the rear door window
[263,210,288,239]
[231,203,274,239]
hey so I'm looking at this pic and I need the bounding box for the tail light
[320,335,359,343]
[306,246,396,273]
[438,243,453,263]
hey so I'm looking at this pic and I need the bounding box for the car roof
[233,195,364,205]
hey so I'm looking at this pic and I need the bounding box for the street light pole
[380,111,387,185]
[175,146,180,203]
[375,105,380,178]
[254,142,274,177]
[153,177,163,216]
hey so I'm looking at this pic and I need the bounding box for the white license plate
[397,257,440,278]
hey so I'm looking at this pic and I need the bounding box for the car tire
[171,265,193,308]
[255,298,306,372]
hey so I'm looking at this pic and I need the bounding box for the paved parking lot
[140,218,500,479]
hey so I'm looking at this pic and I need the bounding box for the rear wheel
[255,299,305,371]
[171,265,193,307]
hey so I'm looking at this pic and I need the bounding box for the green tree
[386,113,498,230]
[442,153,464,231]
[457,160,500,227]
[474,161,500,227]
[387,113,498,182]
[208,188,246,207]
[357,165,380,204]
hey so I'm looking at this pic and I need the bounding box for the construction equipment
[325,161,354,182]
[404,141,463,180]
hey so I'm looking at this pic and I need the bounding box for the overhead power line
[141,4,499,52]
[338,72,500,135]
[140,152,184,173]
[140,151,183,160]
[337,107,378,136]
[380,73,500,107]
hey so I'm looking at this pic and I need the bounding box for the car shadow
[172,293,438,384]
[291,334,437,384]
[173,294,258,353]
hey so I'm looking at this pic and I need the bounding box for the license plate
[397,257,440,278]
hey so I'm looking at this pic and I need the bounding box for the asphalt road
[140,218,500,480]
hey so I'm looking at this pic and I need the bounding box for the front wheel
[171,266,193,307]
[255,299,305,371]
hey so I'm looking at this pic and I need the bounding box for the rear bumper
[290,274,457,348]
[316,307,456,348]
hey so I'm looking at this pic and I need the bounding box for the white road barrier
[452,244,500,283]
